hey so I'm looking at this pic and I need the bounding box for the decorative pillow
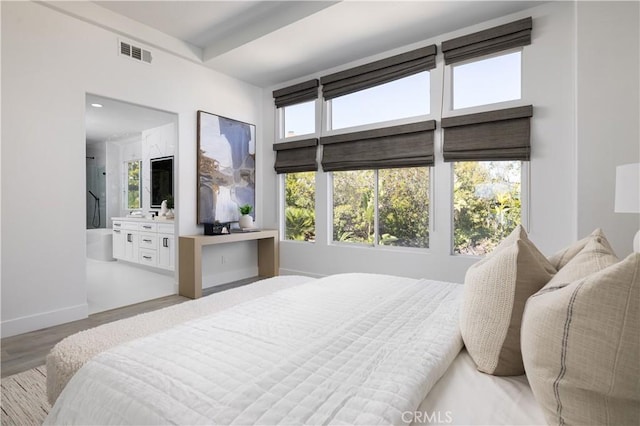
[547,228,614,270]
[460,225,556,376]
[521,252,639,426]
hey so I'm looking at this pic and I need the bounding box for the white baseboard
[279,268,327,279]
[1,303,89,338]
[203,267,259,289]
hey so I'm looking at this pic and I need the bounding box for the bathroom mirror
[151,156,174,208]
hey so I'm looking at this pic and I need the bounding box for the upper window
[452,51,521,110]
[283,100,315,138]
[330,72,430,130]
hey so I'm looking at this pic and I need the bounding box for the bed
[45,272,546,425]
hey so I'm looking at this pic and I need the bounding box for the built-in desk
[178,229,279,299]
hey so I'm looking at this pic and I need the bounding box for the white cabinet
[158,231,175,271]
[112,218,175,271]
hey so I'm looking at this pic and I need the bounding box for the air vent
[119,40,152,64]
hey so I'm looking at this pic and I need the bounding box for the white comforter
[45,273,463,425]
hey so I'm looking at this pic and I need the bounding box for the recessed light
[91,103,103,108]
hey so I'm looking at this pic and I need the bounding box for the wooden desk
[178,229,279,299]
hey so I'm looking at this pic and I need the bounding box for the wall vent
[119,40,152,64]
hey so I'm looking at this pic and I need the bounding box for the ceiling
[84,1,544,141]
[86,94,176,143]
[92,0,545,88]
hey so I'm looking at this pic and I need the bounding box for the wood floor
[1,277,260,378]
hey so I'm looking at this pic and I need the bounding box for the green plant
[239,204,253,215]
[164,194,174,209]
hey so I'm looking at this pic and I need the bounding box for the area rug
[1,366,50,425]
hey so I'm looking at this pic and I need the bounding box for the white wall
[262,2,580,282]
[1,1,262,337]
[576,1,640,257]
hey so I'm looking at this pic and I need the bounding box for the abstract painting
[197,111,255,224]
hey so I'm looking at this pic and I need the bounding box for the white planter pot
[239,214,253,229]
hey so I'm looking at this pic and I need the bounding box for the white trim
[1,303,89,338]
[279,268,327,279]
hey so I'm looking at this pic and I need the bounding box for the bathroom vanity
[112,217,175,271]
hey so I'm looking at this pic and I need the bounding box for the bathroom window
[126,160,141,209]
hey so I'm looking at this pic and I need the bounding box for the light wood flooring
[1,277,260,378]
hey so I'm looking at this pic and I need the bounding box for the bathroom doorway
[85,94,179,314]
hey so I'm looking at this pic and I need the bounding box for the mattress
[414,349,546,425]
[45,273,463,425]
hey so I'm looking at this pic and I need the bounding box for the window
[330,72,430,130]
[126,160,141,209]
[453,161,521,255]
[333,168,429,248]
[452,51,521,110]
[283,100,315,138]
[284,172,316,242]
[378,167,429,248]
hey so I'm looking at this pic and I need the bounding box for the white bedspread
[45,273,463,425]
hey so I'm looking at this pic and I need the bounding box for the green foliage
[239,204,253,215]
[453,161,521,255]
[378,168,429,248]
[127,160,140,209]
[332,170,374,244]
[285,172,315,241]
[284,162,520,255]
[164,194,174,209]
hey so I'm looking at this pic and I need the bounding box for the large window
[452,51,521,110]
[126,160,141,210]
[453,161,521,255]
[284,172,315,241]
[330,72,430,130]
[333,168,429,248]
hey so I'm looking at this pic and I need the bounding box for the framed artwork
[197,110,256,224]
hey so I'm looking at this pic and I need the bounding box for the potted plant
[238,204,254,229]
[164,194,175,219]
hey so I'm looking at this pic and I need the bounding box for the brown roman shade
[321,45,437,100]
[320,121,435,172]
[273,79,319,108]
[442,105,533,162]
[442,17,532,65]
[273,138,318,174]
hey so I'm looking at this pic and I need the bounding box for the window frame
[329,167,431,252]
[124,159,142,211]
[325,71,432,133]
[444,47,525,116]
[323,71,433,137]
[280,171,318,244]
[442,47,531,257]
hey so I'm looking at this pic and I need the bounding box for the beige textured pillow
[460,225,556,376]
[522,252,639,426]
[547,228,614,270]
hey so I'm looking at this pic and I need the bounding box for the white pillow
[522,244,638,425]
[460,225,555,376]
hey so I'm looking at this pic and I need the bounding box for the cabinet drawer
[139,249,157,266]
[139,233,158,250]
[157,223,175,234]
[138,223,157,232]
[113,221,137,231]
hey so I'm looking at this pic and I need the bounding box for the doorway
[85,94,179,314]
